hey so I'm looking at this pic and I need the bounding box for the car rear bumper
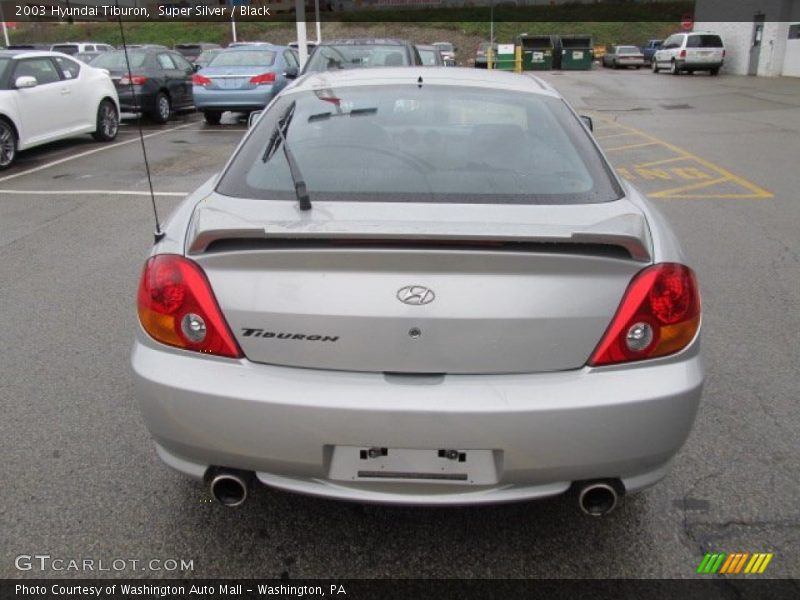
[193,85,276,111]
[132,332,704,505]
[117,87,156,114]
[617,59,647,66]
[675,59,723,71]
[676,59,724,70]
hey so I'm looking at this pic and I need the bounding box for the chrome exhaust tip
[578,482,620,517]
[209,470,250,507]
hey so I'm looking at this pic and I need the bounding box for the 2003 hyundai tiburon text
[131,68,704,515]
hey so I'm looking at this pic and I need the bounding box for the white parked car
[652,31,725,75]
[0,50,120,169]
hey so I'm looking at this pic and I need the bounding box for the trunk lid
[188,195,652,374]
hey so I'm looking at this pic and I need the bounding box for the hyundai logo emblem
[397,285,435,306]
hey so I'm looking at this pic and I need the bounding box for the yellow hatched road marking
[605,141,660,152]
[649,177,729,198]
[636,156,690,168]
[595,131,640,140]
[596,119,773,199]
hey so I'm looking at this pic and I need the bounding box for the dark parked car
[474,42,498,68]
[303,38,422,73]
[602,45,646,69]
[416,44,444,66]
[174,43,221,64]
[642,39,663,63]
[92,48,195,123]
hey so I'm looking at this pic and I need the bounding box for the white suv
[652,32,725,75]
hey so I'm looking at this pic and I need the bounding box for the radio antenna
[115,3,164,243]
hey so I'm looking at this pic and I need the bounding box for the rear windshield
[617,46,640,54]
[52,45,79,55]
[687,35,723,48]
[91,51,148,69]
[435,43,454,52]
[208,50,275,67]
[217,85,621,205]
[196,49,221,62]
[305,45,409,71]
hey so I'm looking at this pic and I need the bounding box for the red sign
[681,14,693,31]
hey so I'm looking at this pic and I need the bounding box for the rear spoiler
[186,203,652,262]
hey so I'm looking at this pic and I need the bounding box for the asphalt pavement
[1,69,798,579]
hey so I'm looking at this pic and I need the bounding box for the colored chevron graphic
[697,552,774,574]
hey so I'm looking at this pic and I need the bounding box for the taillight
[588,263,700,367]
[249,72,276,85]
[722,49,726,57]
[120,75,147,86]
[679,49,687,58]
[192,73,212,86]
[137,255,242,359]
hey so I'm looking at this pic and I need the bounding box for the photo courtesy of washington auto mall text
[2,0,800,598]
[14,584,347,598]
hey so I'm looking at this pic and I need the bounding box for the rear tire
[151,92,171,124]
[203,111,222,125]
[670,60,680,75]
[92,99,119,142]
[0,119,17,170]
[710,67,720,76]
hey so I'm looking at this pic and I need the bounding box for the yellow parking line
[595,131,640,140]
[649,177,729,198]
[605,141,660,152]
[602,120,772,198]
[636,156,691,168]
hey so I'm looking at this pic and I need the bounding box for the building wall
[695,0,800,77]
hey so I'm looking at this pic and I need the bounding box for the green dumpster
[492,43,517,71]
[560,35,594,70]
[516,34,556,71]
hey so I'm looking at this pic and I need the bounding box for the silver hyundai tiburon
[132,68,704,514]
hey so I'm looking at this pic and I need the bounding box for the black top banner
[0,1,790,23]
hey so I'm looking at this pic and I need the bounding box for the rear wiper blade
[261,102,311,211]
[308,107,378,122]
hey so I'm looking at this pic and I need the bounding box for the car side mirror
[248,111,262,128]
[580,115,593,132]
[15,75,38,89]
[283,66,298,79]
[193,64,200,72]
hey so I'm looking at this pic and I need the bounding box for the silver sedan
[132,68,704,514]
[603,45,647,69]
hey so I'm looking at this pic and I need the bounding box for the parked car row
[603,32,725,76]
